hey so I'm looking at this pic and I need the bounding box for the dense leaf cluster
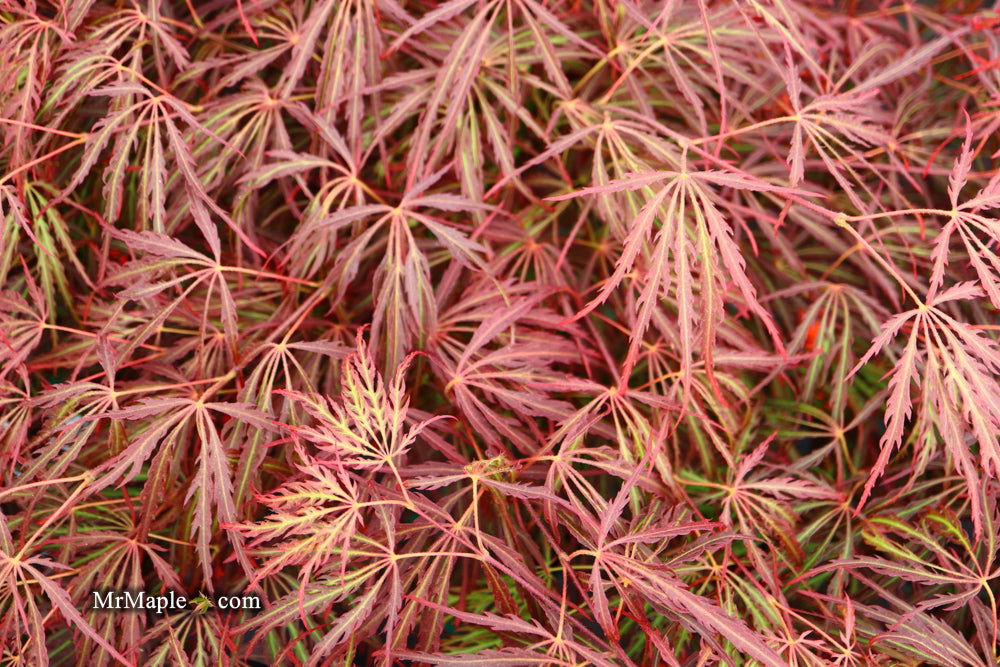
[1,0,999,664]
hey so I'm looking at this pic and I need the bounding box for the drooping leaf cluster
[1,0,999,665]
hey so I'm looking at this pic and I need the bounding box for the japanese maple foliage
[1,0,1000,665]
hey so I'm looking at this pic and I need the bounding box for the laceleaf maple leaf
[384,0,600,183]
[230,336,349,510]
[89,395,275,588]
[233,461,365,586]
[0,479,133,666]
[391,603,628,667]
[701,435,839,563]
[234,495,447,666]
[849,282,1000,535]
[66,507,184,666]
[548,166,802,397]
[278,329,449,502]
[821,516,999,667]
[429,289,578,456]
[831,501,1000,616]
[929,115,1000,308]
[853,590,990,666]
[60,77,256,250]
[103,229,306,362]
[0,185,33,286]
[140,606,234,666]
[0,276,47,383]
[571,501,786,666]
[297,171,490,371]
[0,9,72,185]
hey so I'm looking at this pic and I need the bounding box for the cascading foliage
[1,0,999,665]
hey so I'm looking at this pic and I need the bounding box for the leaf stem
[0,475,91,503]
[688,116,796,145]
[0,137,86,188]
[220,265,320,287]
[833,215,925,307]
[0,118,85,138]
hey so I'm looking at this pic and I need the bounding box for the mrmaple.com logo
[91,590,261,615]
